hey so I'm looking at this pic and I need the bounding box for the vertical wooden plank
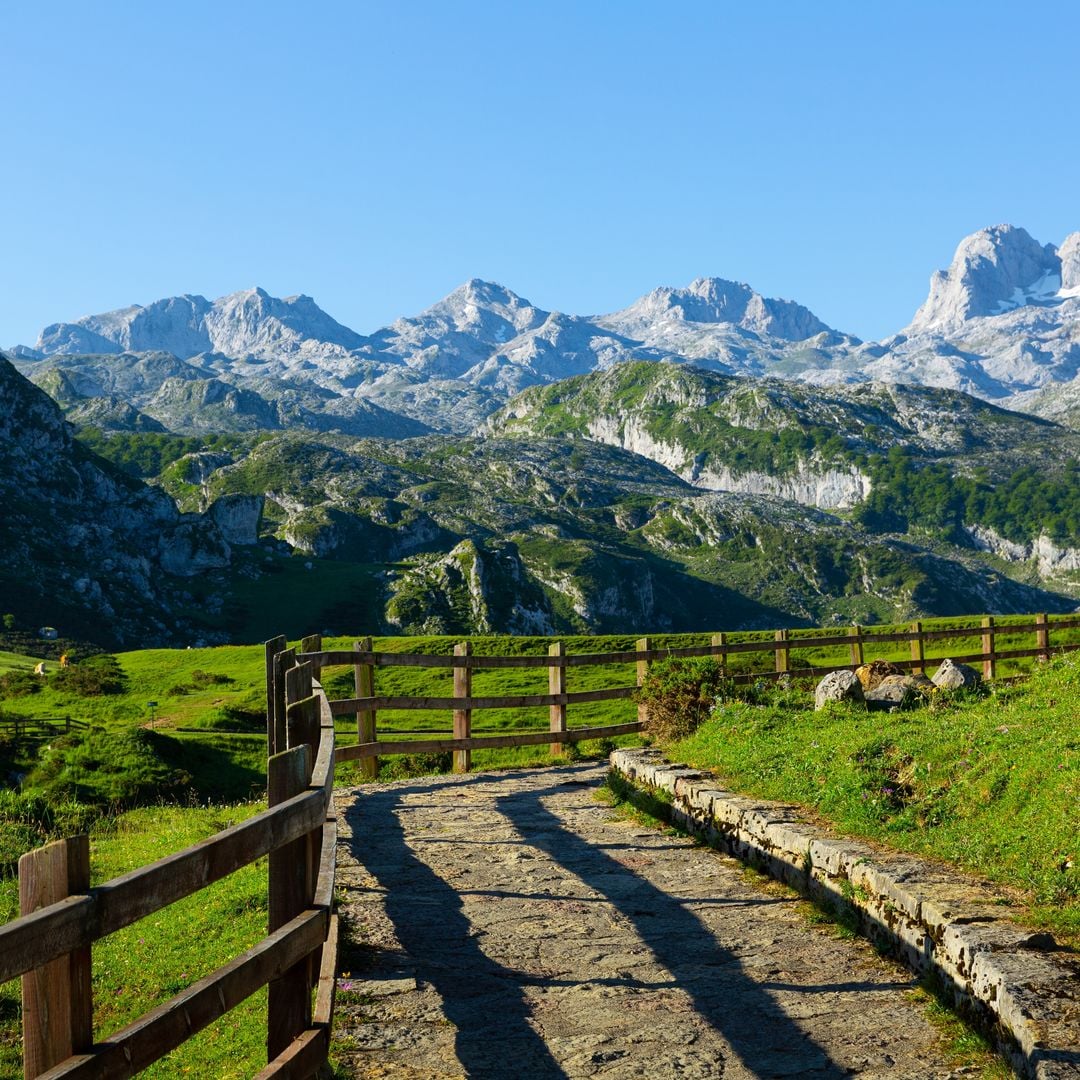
[711,632,727,676]
[636,637,650,728]
[849,625,864,667]
[549,642,567,755]
[20,835,92,1077]
[300,633,322,679]
[909,621,925,675]
[272,647,296,763]
[1036,612,1050,663]
[287,696,321,757]
[774,629,790,674]
[453,642,472,773]
[264,635,287,756]
[354,637,377,781]
[285,661,313,718]
[267,745,312,1062]
[982,616,996,680]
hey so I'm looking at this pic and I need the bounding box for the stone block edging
[609,748,1080,1080]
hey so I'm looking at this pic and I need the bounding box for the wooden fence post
[272,647,296,761]
[285,661,313,717]
[774,629,790,675]
[1036,612,1051,663]
[354,637,377,781]
[287,693,320,758]
[982,616,996,680]
[711,633,727,676]
[264,635,287,756]
[267,744,313,1062]
[300,633,323,680]
[453,642,472,773]
[549,642,567,756]
[849,625,864,667]
[19,835,92,1077]
[636,637,650,728]
[909,621,925,675]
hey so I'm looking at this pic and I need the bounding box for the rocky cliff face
[908,225,1063,332]
[0,357,256,645]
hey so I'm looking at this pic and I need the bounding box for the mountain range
[10,224,1080,436]
[4,222,1080,645]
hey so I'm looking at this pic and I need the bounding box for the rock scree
[333,764,970,1078]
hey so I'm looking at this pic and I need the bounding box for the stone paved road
[333,764,968,1079]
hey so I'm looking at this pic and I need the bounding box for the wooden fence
[3,612,1080,1076]
[0,717,87,741]
[0,636,337,1079]
[297,612,1080,774]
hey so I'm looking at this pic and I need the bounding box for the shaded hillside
[0,358,256,646]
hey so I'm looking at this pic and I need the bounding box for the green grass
[0,652,55,675]
[0,802,267,1079]
[1,621,1075,1074]
[670,652,1080,946]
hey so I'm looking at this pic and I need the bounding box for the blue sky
[2,0,1077,346]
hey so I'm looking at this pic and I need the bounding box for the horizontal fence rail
[5,612,1078,1077]
[306,613,1080,773]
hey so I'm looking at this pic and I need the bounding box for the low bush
[49,655,126,697]
[637,656,729,743]
[20,727,191,806]
[191,670,234,688]
[0,670,42,698]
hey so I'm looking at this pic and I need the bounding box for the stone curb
[610,747,1080,1080]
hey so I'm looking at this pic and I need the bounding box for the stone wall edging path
[610,748,1080,1080]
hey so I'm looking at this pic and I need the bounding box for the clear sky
[2,0,1077,347]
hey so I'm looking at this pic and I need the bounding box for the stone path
[333,764,968,1079]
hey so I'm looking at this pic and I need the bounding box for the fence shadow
[494,775,852,1079]
[344,767,855,1077]
[342,776,570,1079]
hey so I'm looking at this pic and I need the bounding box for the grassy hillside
[670,653,1080,946]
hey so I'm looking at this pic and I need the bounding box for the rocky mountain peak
[908,224,1062,331]
[388,279,548,349]
[1059,232,1080,294]
[605,277,834,341]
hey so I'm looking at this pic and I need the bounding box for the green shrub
[49,655,126,697]
[637,656,729,743]
[0,670,42,697]
[0,789,106,873]
[21,728,190,806]
[191,670,234,688]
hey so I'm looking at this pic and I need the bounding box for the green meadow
[0,613,1077,1073]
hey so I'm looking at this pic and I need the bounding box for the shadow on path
[494,775,853,1078]
[343,775,570,1079]
[344,766,854,1078]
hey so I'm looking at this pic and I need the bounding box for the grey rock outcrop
[908,225,1061,333]
[208,494,263,545]
[1055,231,1080,293]
[814,669,864,709]
[865,674,919,709]
[932,658,981,691]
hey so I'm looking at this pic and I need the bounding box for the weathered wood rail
[3,612,1079,1076]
